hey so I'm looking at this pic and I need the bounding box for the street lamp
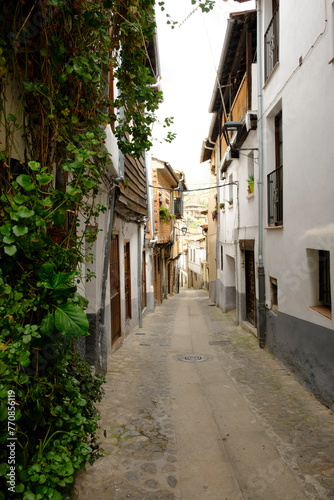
[222,121,243,148]
[175,224,187,236]
[222,121,258,152]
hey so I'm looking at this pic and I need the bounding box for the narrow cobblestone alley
[74,290,334,500]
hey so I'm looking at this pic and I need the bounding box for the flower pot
[248,181,254,193]
[48,228,66,244]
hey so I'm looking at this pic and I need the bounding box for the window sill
[310,305,332,320]
[265,225,283,230]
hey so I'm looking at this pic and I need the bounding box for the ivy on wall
[0,0,214,498]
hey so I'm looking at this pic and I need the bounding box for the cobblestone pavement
[74,290,334,500]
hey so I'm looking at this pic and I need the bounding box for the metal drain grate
[178,354,208,363]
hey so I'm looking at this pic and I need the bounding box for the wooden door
[153,252,161,305]
[124,242,131,319]
[141,251,147,310]
[245,250,256,326]
[110,235,121,345]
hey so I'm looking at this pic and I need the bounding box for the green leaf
[65,63,74,74]
[18,373,29,384]
[23,493,36,500]
[17,206,35,218]
[14,195,29,205]
[39,196,53,207]
[3,236,14,244]
[82,178,95,189]
[0,224,11,237]
[40,313,54,336]
[66,184,82,200]
[52,208,66,226]
[4,245,17,256]
[23,80,36,92]
[58,74,67,84]
[16,175,35,191]
[55,303,89,338]
[36,173,54,185]
[40,47,47,57]
[12,225,29,237]
[28,161,40,171]
[39,263,56,286]
[8,113,17,122]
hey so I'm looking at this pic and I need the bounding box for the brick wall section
[152,169,173,244]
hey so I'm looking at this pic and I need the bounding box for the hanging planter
[247,174,254,194]
[211,210,218,220]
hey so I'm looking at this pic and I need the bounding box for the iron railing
[267,165,283,226]
[264,6,279,81]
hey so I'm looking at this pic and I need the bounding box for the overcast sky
[151,0,256,190]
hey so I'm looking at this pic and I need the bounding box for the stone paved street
[73,290,334,500]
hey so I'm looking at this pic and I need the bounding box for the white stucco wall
[262,0,334,329]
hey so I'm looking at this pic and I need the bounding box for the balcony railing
[220,73,249,158]
[267,165,283,226]
[264,6,279,81]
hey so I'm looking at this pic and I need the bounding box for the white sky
[152,0,256,190]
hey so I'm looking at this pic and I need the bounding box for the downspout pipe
[98,185,116,372]
[216,117,221,308]
[138,223,143,328]
[257,0,266,348]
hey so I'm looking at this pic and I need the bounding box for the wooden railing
[220,73,249,158]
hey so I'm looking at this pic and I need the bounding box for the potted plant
[247,174,254,194]
[159,205,175,224]
[219,203,225,210]
[227,199,233,206]
[211,205,218,220]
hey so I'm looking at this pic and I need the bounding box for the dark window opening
[319,250,331,310]
[265,2,279,80]
[268,111,283,226]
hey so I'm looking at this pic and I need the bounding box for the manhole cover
[178,354,208,363]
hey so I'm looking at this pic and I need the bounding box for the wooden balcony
[220,72,250,159]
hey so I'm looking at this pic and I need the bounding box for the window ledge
[265,225,283,230]
[310,305,332,320]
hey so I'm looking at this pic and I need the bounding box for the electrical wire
[148,182,237,193]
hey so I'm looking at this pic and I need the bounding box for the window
[124,242,132,320]
[265,0,279,80]
[247,152,255,195]
[270,277,278,313]
[229,173,233,205]
[309,250,332,319]
[319,251,331,310]
[268,111,283,226]
[221,245,224,271]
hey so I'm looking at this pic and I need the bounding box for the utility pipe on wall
[98,185,116,372]
[257,0,266,348]
[137,223,143,328]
